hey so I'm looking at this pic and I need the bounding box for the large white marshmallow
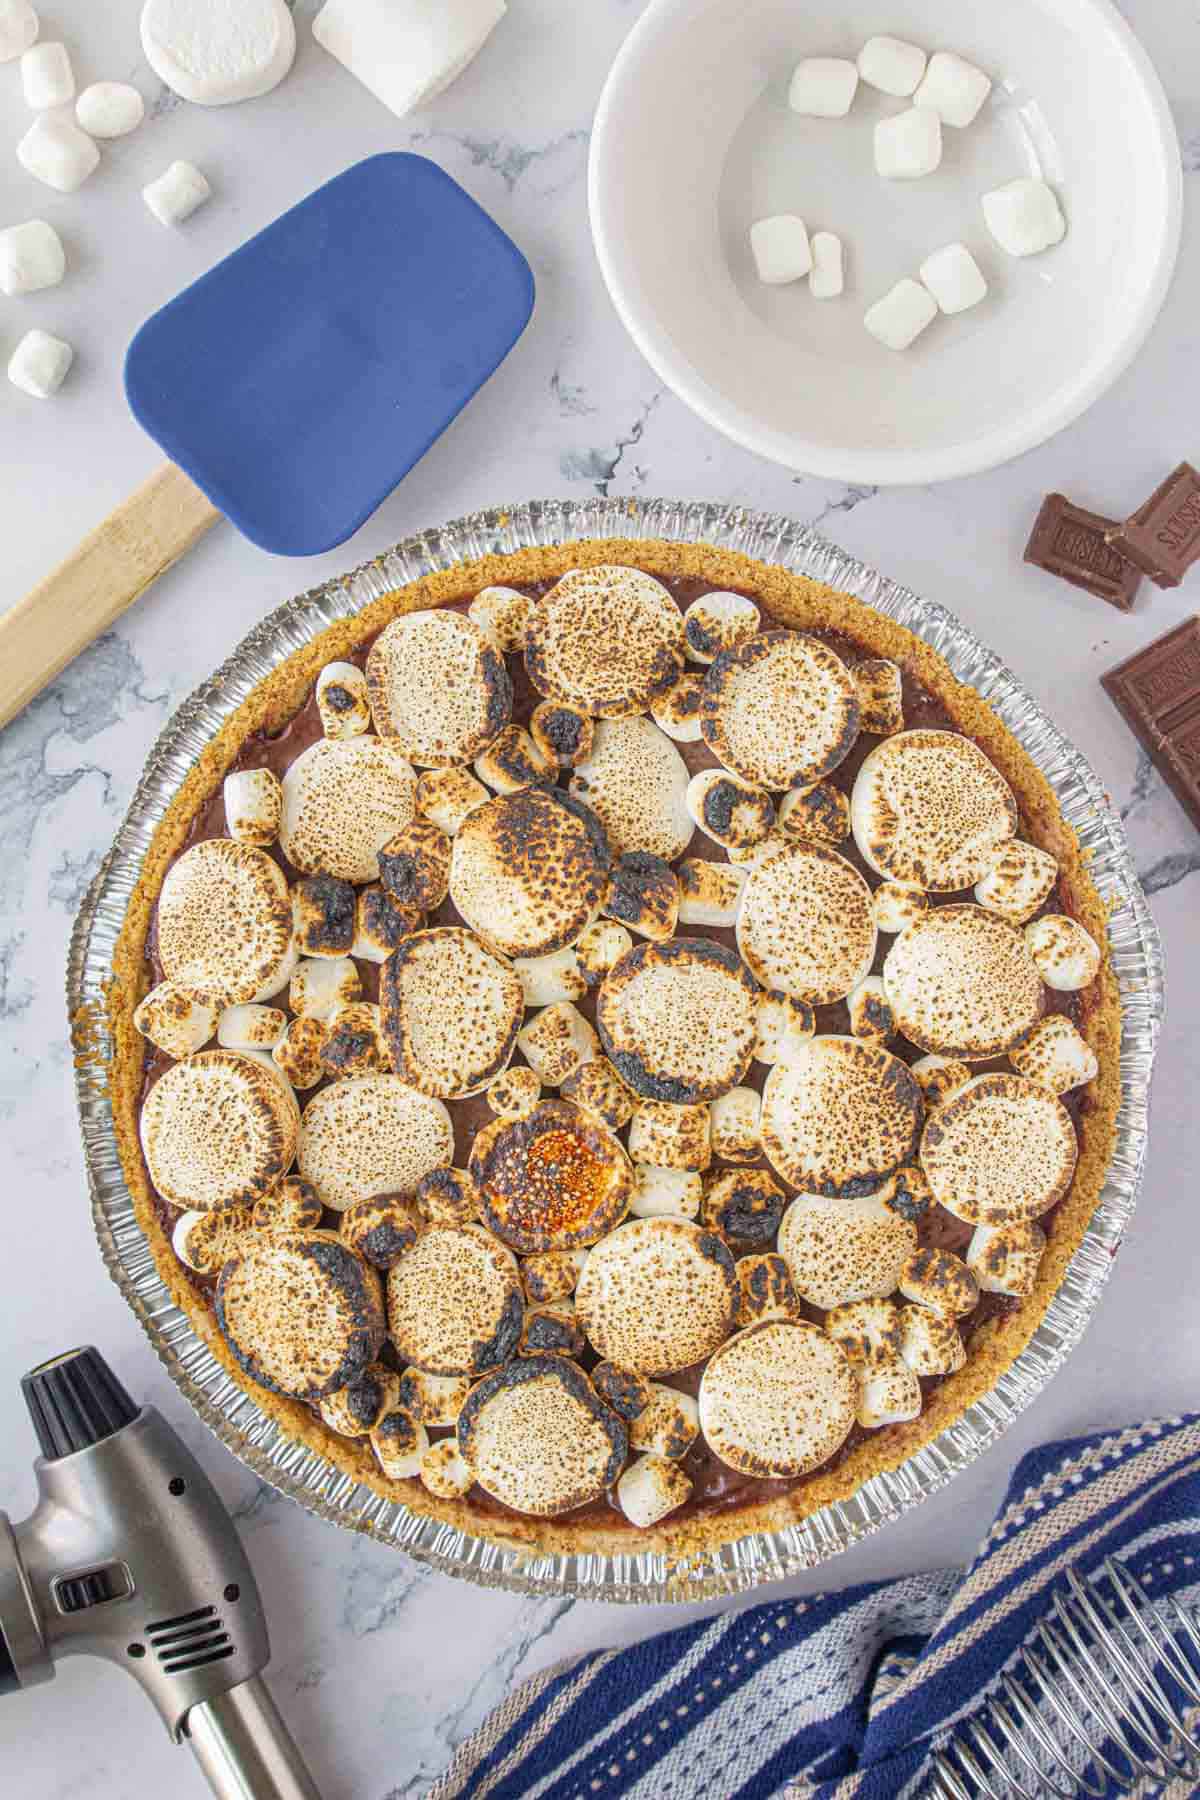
[864,278,937,350]
[982,179,1066,258]
[141,0,295,105]
[750,214,811,286]
[857,36,926,97]
[8,327,72,397]
[809,230,844,299]
[144,161,212,227]
[21,39,72,107]
[0,219,64,296]
[874,107,942,179]
[17,113,99,192]
[313,0,506,121]
[914,52,992,128]
[920,242,988,315]
[75,82,145,138]
[0,2,39,63]
[788,56,858,118]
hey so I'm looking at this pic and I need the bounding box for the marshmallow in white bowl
[982,178,1067,258]
[864,279,937,351]
[750,214,811,286]
[788,56,858,118]
[857,36,925,98]
[919,243,988,315]
[8,327,72,398]
[17,113,98,192]
[21,38,72,107]
[141,0,295,105]
[874,107,942,179]
[914,51,991,128]
[144,161,212,227]
[0,2,38,62]
[313,0,507,121]
[75,81,145,138]
[809,231,844,299]
[0,219,64,296]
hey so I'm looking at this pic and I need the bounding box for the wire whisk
[928,1557,1200,1798]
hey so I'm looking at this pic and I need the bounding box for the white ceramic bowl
[589,0,1181,485]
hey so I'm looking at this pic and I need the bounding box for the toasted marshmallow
[315,661,371,738]
[352,885,422,964]
[710,1086,761,1163]
[456,1355,628,1516]
[598,937,757,1105]
[851,731,1018,892]
[966,1221,1047,1296]
[420,1440,474,1498]
[701,630,860,789]
[1009,1015,1099,1094]
[753,991,816,1065]
[279,738,418,883]
[377,817,452,911]
[468,585,532,654]
[371,1407,428,1479]
[629,1381,699,1459]
[702,1169,787,1245]
[416,766,489,837]
[134,981,218,1059]
[319,1003,390,1078]
[677,858,746,928]
[700,1321,856,1476]
[218,1003,286,1053]
[252,1176,324,1233]
[339,1193,421,1266]
[898,1247,979,1317]
[899,1305,965,1376]
[871,883,930,935]
[380,926,524,1098]
[910,1054,972,1109]
[293,874,356,959]
[485,1064,542,1119]
[974,839,1059,924]
[617,1454,692,1528]
[857,1360,922,1429]
[142,1051,299,1211]
[387,1222,523,1375]
[824,1297,902,1371]
[604,851,680,942]
[777,782,850,847]
[524,566,685,718]
[683,591,761,664]
[522,1251,580,1303]
[520,1300,585,1359]
[223,768,282,847]
[1025,915,1101,991]
[852,659,904,736]
[920,1073,1077,1224]
[289,957,360,1022]
[569,716,692,862]
[172,1205,254,1274]
[320,1362,400,1437]
[883,905,1045,1057]
[366,610,511,766]
[737,844,875,1004]
[512,947,586,1008]
[528,701,594,771]
[762,1037,922,1195]
[874,1164,934,1225]
[474,723,554,795]
[158,840,294,1006]
[272,1017,328,1089]
[299,1074,453,1211]
[735,1252,800,1328]
[215,1230,384,1400]
[560,1057,637,1131]
[517,1001,598,1086]
[575,1217,737,1374]
[574,920,633,986]
[626,1098,712,1172]
[396,1367,472,1427]
[629,1164,703,1220]
[650,671,705,742]
[847,976,895,1044]
[591,1361,652,1420]
[685,767,774,852]
[778,1190,917,1308]
[415,1166,483,1229]
[469,1099,633,1252]
[451,788,610,959]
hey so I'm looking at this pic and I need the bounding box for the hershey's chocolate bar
[1102,615,1200,832]
[1106,462,1200,590]
[1024,493,1142,611]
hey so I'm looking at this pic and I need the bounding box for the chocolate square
[1106,462,1200,590]
[1102,616,1200,832]
[1023,493,1141,611]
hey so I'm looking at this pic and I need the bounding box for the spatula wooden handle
[0,460,221,731]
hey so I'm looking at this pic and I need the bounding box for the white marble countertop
[0,2,1196,1795]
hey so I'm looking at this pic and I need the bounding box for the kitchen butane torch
[0,1346,321,1799]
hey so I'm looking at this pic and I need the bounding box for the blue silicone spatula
[0,153,534,728]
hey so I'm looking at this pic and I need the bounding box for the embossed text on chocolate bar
[1106,462,1200,590]
[1102,615,1200,832]
[1024,494,1141,611]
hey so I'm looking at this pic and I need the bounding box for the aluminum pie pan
[67,496,1163,1605]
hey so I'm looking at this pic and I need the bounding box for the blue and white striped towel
[430,1415,1200,1798]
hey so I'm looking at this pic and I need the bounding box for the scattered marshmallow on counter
[864,278,937,350]
[313,0,507,121]
[0,219,64,295]
[750,213,811,285]
[21,38,72,108]
[141,0,296,105]
[809,230,844,298]
[75,81,145,138]
[0,1,38,62]
[874,106,942,179]
[17,113,99,192]
[857,36,925,97]
[920,242,988,315]
[8,327,73,397]
[788,56,858,118]
[982,178,1067,257]
[914,51,992,128]
[144,160,212,227]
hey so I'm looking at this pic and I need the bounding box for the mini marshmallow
[255,1176,324,1234]
[898,1247,979,1317]
[876,1165,934,1226]
[857,1360,922,1428]
[1009,1014,1099,1095]
[629,1165,702,1220]
[17,114,97,193]
[920,242,988,315]
[825,1297,902,1371]
[735,1253,800,1328]
[8,327,72,397]
[874,107,942,180]
[686,768,774,850]
[857,35,926,97]
[22,40,73,108]
[709,1086,761,1163]
[753,991,815,1065]
[530,700,595,768]
[218,1003,286,1052]
[0,220,64,296]
[650,673,705,743]
[522,1251,579,1303]
[702,1169,786,1244]
[847,975,895,1043]
[974,839,1058,925]
[1024,914,1101,990]
[223,767,282,846]
[320,1002,389,1078]
[293,874,356,959]
[788,56,858,118]
[617,1453,692,1529]
[512,947,586,1009]
[0,2,38,63]
[899,1304,965,1375]
[914,51,991,128]
[604,851,679,943]
[143,160,211,227]
[319,1364,400,1438]
[272,1016,328,1089]
[313,0,507,121]
[474,723,552,794]
[316,661,371,738]
[750,214,811,286]
[910,1053,971,1109]
[627,1100,711,1173]
[864,278,938,350]
[419,1439,473,1498]
[777,782,850,845]
[415,1166,483,1229]
[967,1220,1046,1297]
[485,1064,542,1118]
[519,1300,584,1359]
[682,591,760,665]
[676,858,747,928]
[516,1001,597,1086]
[396,1368,471,1426]
[809,231,844,299]
[370,1408,428,1480]
[592,1360,651,1420]
[871,883,929,935]
[75,81,144,138]
[468,585,530,653]
[352,885,420,964]
[854,659,905,736]
[630,1382,699,1460]
[559,1057,637,1131]
[982,178,1066,258]
[134,980,217,1059]
[574,920,632,986]
[415,766,488,836]
[289,957,360,1021]
[378,817,450,908]
[172,1205,253,1274]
